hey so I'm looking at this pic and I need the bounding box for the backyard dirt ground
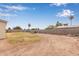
[0,33,79,56]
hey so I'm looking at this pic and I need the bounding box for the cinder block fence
[38,27,79,36]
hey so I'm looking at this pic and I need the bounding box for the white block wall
[0,22,6,39]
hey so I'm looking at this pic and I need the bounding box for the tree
[56,21,62,27]
[13,26,22,30]
[13,26,22,32]
[7,27,12,32]
[8,27,11,30]
[68,15,74,26]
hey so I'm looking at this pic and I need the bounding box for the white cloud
[1,5,36,12]
[49,3,67,6]
[0,4,36,17]
[0,13,17,16]
[56,9,74,17]
[5,5,27,11]
[0,4,37,13]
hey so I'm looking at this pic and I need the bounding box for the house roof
[0,19,7,23]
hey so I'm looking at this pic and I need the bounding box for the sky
[0,3,79,29]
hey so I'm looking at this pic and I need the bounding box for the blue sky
[0,3,79,29]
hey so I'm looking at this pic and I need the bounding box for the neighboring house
[0,19,7,39]
[30,28,40,33]
[57,23,68,28]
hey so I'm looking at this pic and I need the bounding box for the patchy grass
[6,32,41,44]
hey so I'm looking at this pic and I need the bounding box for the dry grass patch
[6,32,41,44]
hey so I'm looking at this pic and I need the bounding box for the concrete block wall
[38,27,79,36]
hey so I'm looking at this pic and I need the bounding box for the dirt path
[0,34,79,56]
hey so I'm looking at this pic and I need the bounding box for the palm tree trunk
[28,27,30,32]
[70,20,72,26]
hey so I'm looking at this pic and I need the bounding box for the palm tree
[28,23,31,30]
[68,15,74,26]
